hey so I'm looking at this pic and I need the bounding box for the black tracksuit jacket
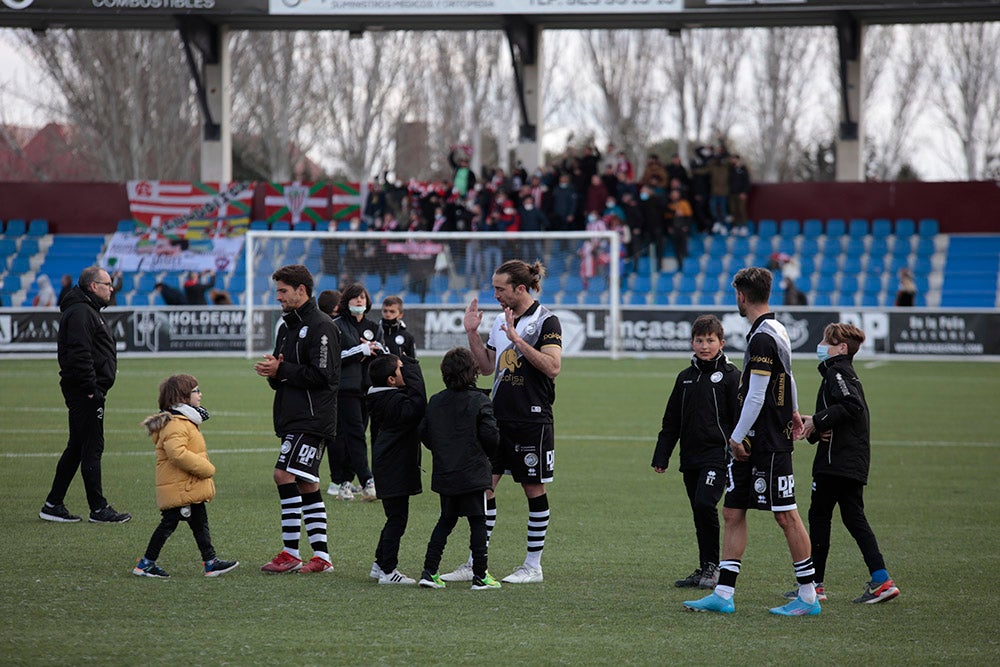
[651,353,740,472]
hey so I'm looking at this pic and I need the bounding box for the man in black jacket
[40,266,131,524]
[796,323,900,605]
[652,315,740,590]
[255,265,340,574]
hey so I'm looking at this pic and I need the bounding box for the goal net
[243,230,622,358]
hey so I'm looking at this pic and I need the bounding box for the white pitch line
[0,437,995,459]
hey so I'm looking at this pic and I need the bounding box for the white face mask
[349,305,366,316]
[524,205,534,211]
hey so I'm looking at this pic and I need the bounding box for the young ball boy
[651,314,740,589]
[366,353,427,585]
[417,347,501,590]
[378,295,416,358]
[793,323,900,604]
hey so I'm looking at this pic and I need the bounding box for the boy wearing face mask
[794,323,900,605]
[378,296,416,359]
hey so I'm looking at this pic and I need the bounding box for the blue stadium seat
[704,257,725,275]
[844,237,866,258]
[803,219,823,238]
[730,236,752,257]
[918,218,939,237]
[848,219,869,237]
[815,274,837,294]
[4,219,26,236]
[872,218,892,238]
[915,237,935,258]
[869,237,889,256]
[797,274,813,293]
[360,273,383,292]
[890,255,910,274]
[718,290,737,306]
[861,293,881,307]
[249,220,269,231]
[862,275,883,294]
[0,238,16,260]
[799,255,816,277]
[757,219,778,238]
[627,291,648,306]
[586,275,608,293]
[653,291,671,305]
[682,259,701,275]
[776,237,797,256]
[891,236,912,257]
[819,256,840,274]
[227,273,247,293]
[285,238,306,261]
[635,256,652,277]
[696,292,717,306]
[825,219,846,237]
[136,273,159,293]
[9,256,30,274]
[867,254,887,274]
[700,274,720,293]
[26,219,49,236]
[914,256,933,274]
[314,221,330,232]
[116,219,137,233]
[779,219,801,237]
[674,293,693,305]
[2,273,23,292]
[292,221,313,232]
[630,274,652,293]
[678,274,699,293]
[813,292,832,306]
[655,272,676,292]
[894,218,915,237]
[708,237,728,257]
[271,221,291,231]
[842,256,863,274]
[800,237,820,257]
[836,292,857,306]
[840,275,860,295]
[581,291,604,305]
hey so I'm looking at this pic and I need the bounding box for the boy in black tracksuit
[377,295,417,358]
[366,354,426,585]
[798,323,900,604]
[417,347,501,590]
[652,315,740,589]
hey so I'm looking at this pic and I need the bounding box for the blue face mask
[816,344,831,362]
[640,193,649,201]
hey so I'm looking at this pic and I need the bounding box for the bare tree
[745,27,833,181]
[311,31,412,181]
[934,22,1000,179]
[577,29,668,169]
[16,29,199,180]
[230,31,322,181]
[863,25,931,180]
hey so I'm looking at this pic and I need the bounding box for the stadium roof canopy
[1,1,999,33]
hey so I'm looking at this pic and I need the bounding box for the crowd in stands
[352,141,751,278]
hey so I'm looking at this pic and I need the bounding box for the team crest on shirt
[524,453,539,467]
[299,326,308,338]
[525,323,536,335]
[395,335,405,345]
[363,329,374,340]
[754,478,767,494]
[710,371,723,383]
[280,440,292,454]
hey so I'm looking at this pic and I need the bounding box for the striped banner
[263,181,331,225]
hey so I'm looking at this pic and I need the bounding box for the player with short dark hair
[652,314,740,590]
[684,266,818,616]
[441,259,561,585]
[792,323,900,604]
[254,264,340,574]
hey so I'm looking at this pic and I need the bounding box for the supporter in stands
[600,163,620,202]
[894,269,916,307]
[585,174,609,218]
[667,189,693,271]
[729,155,752,237]
[184,270,216,305]
[448,146,476,197]
[640,154,668,189]
[108,271,123,306]
[518,194,546,263]
[782,277,809,306]
[32,274,57,307]
[666,154,690,194]
[620,192,645,267]
[639,184,669,271]
[579,144,602,184]
[708,143,731,235]
[58,274,73,306]
[615,149,635,186]
[551,172,578,236]
[210,290,232,305]
[154,282,187,305]
[689,146,713,234]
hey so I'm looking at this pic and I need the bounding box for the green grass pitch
[1,355,997,665]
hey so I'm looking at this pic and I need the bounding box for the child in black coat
[366,354,426,584]
[417,347,501,590]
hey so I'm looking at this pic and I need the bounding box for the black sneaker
[133,558,169,579]
[204,558,240,578]
[89,505,131,524]
[674,567,703,588]
[39,503,82,523]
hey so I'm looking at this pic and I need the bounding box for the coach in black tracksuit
[652,343,740,586]
[40,266,131,524]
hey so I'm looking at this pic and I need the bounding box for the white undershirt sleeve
[790,372,799,412]
[730,372,768,443]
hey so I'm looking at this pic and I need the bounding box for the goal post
[244,230,621,359]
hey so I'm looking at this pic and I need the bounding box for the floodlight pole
[179,18,232,183]
[835,13,865,182]
[506,18,542,171]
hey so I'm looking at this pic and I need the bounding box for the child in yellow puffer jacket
[132,374,238,579]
